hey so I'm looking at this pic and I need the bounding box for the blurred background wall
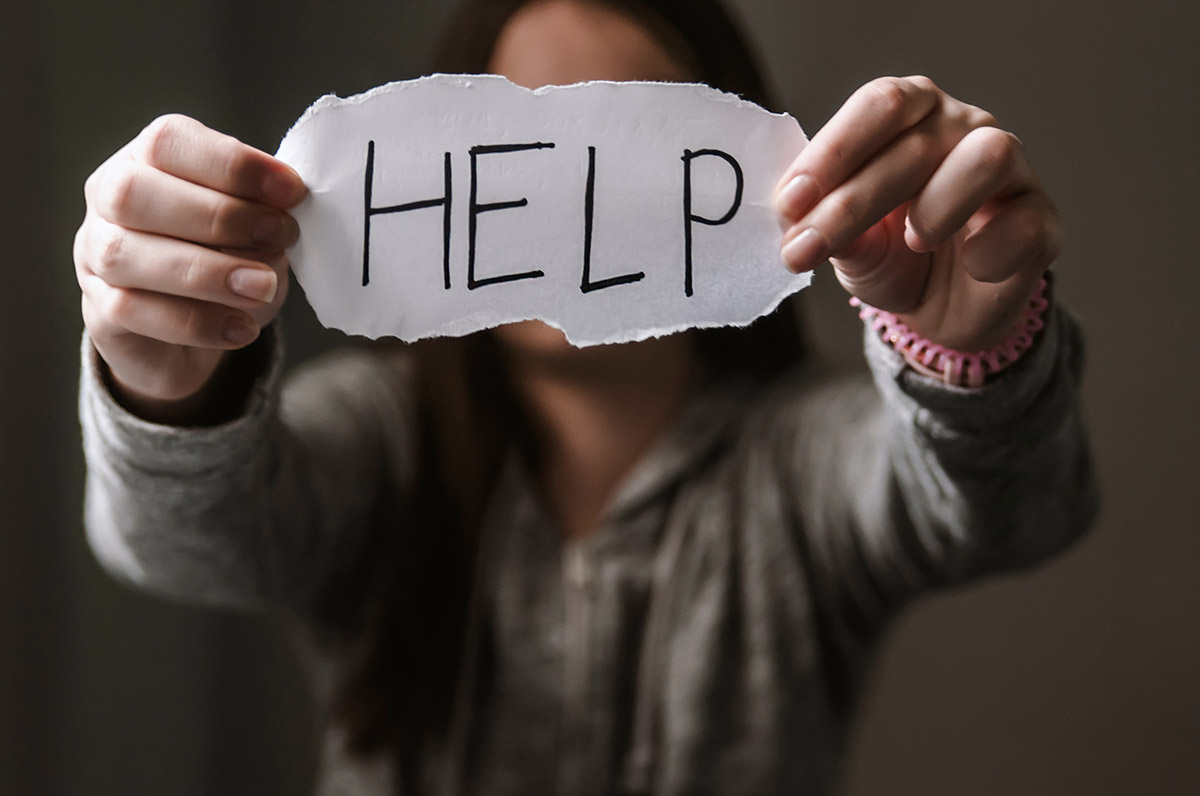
[1,0,1196,793]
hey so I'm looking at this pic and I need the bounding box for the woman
[76,0,1096,793]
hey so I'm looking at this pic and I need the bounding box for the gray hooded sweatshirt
[79,306,1097,796]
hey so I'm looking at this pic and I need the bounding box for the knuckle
[863,77,910,125]
[219,143,253,191]
[897,129,937,165]
[206,198,242,243]
[81,293,119,341]
[92,224,128,280]
[83,168,100,204]
[102,285,135,327]
[72,224,89,274]
[80,293,99,330]
[973,127,1022,175]
[815,137,849,175]
[81,294,118,343]
[99,166,140,220]
[824,190,867,233]
[969,105,1000,129]
[941,100,972,129]
[905,74,940,96]
[138,114,185,166]
[180,303,213,343]
[179,248,212,296]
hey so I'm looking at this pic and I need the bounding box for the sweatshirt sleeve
[79,329,419,620]
[779,302,1099,637]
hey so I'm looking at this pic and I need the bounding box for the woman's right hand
[75,114,307,419]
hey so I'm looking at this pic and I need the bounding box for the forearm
[787,302,1098,634]
[79,330,408,616]
[80,329,286,608]
[864,302,1097,577]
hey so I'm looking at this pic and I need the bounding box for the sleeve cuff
[79,326,285,476]
[863,303,1085,435]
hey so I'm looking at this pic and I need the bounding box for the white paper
[276,74,809,346]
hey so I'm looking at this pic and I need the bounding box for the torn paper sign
[276,74,809,346]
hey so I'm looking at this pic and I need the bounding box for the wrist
[101,355,229,426]
[853,276,1051,388]
[97,335,271,426]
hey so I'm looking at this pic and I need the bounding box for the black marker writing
[681,148,744,297]
[468,142,555,290]
[362,141,452,288]
[580,145,645,294]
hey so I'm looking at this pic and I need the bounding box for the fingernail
[221,316,259,347]
[781,227,829,273]
[228,267,277,303]
[262,170,304,206]
[777,174,819,225]
[252,213,291,248]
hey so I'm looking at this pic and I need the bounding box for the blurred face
[487,0,695,356]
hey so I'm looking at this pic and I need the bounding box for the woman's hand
[776,76,1061,352]
[75,114,306,417]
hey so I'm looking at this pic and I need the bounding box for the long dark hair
[334,0,804,786]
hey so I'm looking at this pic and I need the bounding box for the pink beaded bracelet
[850,277,1050,388]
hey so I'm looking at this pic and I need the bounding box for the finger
[80,273,261,350]
[958,192,1062,283]
[82,294,232,403]
[87,160,299,250]
[76,218,280,310]
[777,76,942,221]
[781,115,945,274]
[133,114,306,208]
[219,247,291,326]
[829,206,932,313]
[905,126,1036,252]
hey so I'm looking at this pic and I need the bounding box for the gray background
[2,0,1196,793]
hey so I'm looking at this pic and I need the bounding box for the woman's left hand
[776,75,1061,351]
